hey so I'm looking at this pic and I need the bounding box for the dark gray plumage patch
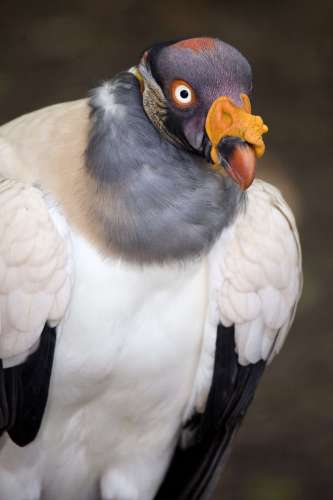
[86,72,243,263]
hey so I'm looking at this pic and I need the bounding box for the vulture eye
[170,80,196,109]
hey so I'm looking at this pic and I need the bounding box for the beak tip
[226,143,256,191]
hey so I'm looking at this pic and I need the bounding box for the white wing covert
[157,180,302,500]
[215,179,302,365]
[0,178,73,363]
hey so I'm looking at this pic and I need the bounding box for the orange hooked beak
[205,93,268,190]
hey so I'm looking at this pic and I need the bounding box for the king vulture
[0,37,302,500]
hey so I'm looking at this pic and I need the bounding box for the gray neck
[85,72,243,263]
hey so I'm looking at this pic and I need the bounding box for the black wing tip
[0,324,56,447]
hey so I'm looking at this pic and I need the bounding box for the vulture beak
[205,93,268,190]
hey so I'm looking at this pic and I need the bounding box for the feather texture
[157,180,302,500]
[0,179,72,362]
[211,179,302,365]
[208,179,302,366]
[184,180,302,427]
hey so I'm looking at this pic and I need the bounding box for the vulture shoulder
[155,179,302,500]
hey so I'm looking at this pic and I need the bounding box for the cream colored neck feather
[0,99,114,256]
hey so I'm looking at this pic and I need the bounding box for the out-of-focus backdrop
[0,1,332,499]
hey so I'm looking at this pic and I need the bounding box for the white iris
[175,85,192,104]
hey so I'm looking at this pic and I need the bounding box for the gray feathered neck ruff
[85,72,243,263]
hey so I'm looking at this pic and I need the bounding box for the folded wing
[155,179,302,500]
[217,179,302,365]
[0,179,72,444]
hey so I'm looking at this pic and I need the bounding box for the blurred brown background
[0,1,332,499]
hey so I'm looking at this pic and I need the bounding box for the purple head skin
[141,37,252,150]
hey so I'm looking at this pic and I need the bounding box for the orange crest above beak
[205,93,269,165]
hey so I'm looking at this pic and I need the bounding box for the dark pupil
[180,89,189,99]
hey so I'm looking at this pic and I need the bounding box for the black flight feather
[154,323,265,500]
[0,324,56,447]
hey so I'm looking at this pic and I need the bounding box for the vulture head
[137,37,268,190]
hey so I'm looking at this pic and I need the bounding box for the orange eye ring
[170,80,197,109]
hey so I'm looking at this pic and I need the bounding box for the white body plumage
[0,227,208,500]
